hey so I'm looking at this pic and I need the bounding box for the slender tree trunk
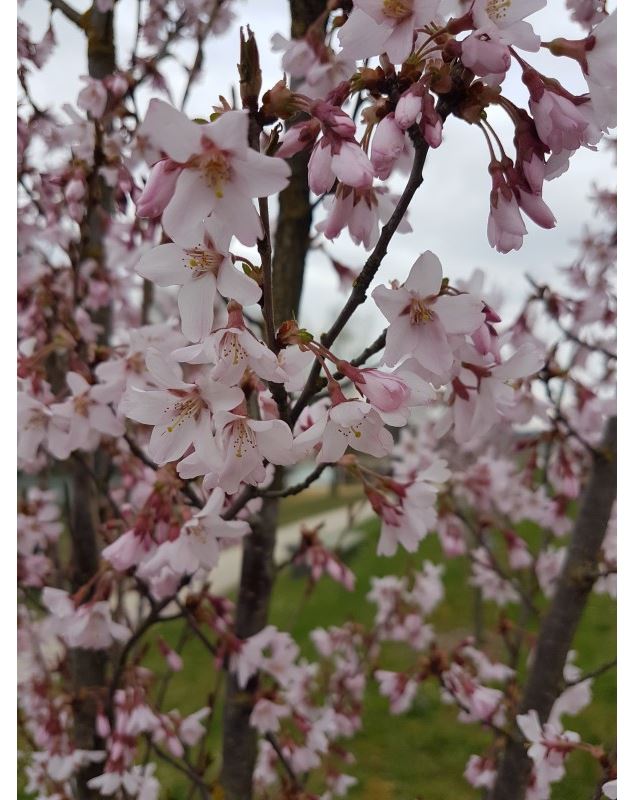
[219,4,326,797]
[67,7,117,797]
[69,461,107,799]
[219,472,282,798]
[271,0,326,328]
[489,416,617,800]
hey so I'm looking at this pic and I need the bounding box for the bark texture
[271,0,327,327]
[489,416,617,800]
[219,3,326,796]
[219,475,282,798]
[68,6,117,797]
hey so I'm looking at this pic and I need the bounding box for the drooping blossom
[372,250,484,374]
[135,219,260,342]
[138,100,290,245]
[338,0,442,65]
[140,488,250,577]
[293,397,393,465]
[120,348,242,464]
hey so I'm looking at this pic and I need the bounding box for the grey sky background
[19,0,616,355]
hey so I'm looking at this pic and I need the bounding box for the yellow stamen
[166,396,202,433]
[409,298,434,325]
[486,0,512,21]
[382,0,413,20]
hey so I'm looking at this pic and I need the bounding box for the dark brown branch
[259,463,330,498]
[265,732,303,790]
[565,658,617,687]
[290,129,434,427]
[489,416,616,800]
[220,470,283,799]
[48,0,84,28]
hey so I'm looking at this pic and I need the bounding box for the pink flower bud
[395,90,422,129]
[461,32,511,76]
[371,114,405,180]
[65,177,85,203]
[136,159,182,218]
[308,139,336,195]
[516,188,557,229]
[332,140,374,189]
[355,368,410,412]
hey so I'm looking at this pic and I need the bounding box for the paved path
[208,499,373,595]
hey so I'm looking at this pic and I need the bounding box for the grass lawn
[138,503,616,800]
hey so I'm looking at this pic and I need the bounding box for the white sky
[19,0,616,356]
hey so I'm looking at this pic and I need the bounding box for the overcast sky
[19,0,616,355]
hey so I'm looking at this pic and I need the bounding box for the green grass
[139,511,615,800]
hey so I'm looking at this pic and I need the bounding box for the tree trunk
[68,6,117,797]
[489,416,617,800]
[219,3,326,796]
[219,473,282,798]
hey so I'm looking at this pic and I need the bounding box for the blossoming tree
[17,1,617,799]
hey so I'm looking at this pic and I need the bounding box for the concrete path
[207,499,373,595]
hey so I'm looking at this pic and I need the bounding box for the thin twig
[565,658,617,687]
[259,463,330,498]
[147,740,210,799]
[290,127,433,426]
[265,732,304,790]
[124,432,204,508]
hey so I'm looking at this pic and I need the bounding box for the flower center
[220,333,247,367]
[231,421,257,459]
[193,141,233,198]
[382,0,413,20]
[166,395,203,432]
[486,0,512,21]
[183,247,224,277]
[409,297,434,325]
[73,394,91,416]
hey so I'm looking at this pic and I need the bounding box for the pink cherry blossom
[294,398,393,464]
[471,0,547,52]
[372,250,484,374]
[77,76,108,118]
[49,372,124,457]
[121,348,242,464]
[315,184,412,249]
[140,488,249,576]
[375,670,418,714]
[136,219,260,342]
[250,698,290,734]
[179,410,295,494]
[338,0,441,65]
[138,100,290,245]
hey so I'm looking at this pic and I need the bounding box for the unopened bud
[239,26,262,111]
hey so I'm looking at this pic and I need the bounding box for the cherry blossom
[136,220,260,342]
[372,250,484,373]
[338,0,442,64]
[121,349,242,464]
[138,100,290,245]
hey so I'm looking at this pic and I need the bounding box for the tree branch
[259,463,330,498]
[489,416,616,800]
[290,129,434,427]
[48,0,84,29]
